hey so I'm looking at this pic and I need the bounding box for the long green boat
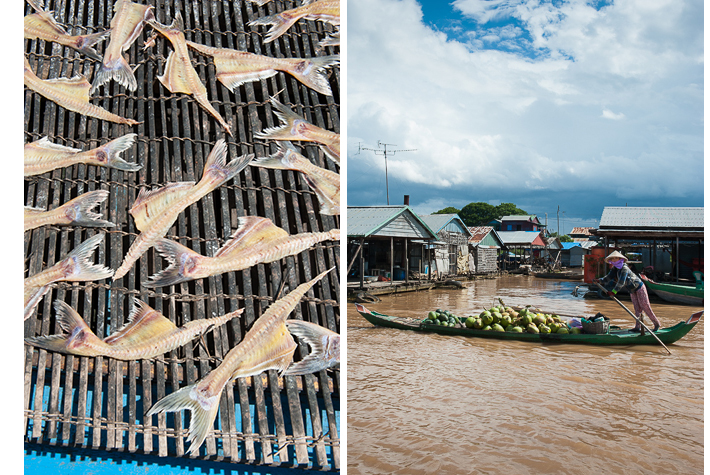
[354,304,703,347]
[640,275,703,306]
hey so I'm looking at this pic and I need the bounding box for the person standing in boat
[593,250,660,332]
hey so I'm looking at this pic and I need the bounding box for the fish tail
[71,30,111,62]
[58,189,114,227]
[99,133,141,171]
[254,98,304,141]
[91,54,138,93]
[249,143,303,172]
[286,55,339,96]
[146,383,222,455]
[25,300,96,354]
[248,12,299,43]
[145,238,202,287]
[284,320,340,375]
[199,139,254,189]
[63,233,115,281]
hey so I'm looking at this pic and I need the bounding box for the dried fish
[24,6,109,61]
[185,40,339,97]
[256,97,340,164]
[24,133,139,176]
[251,142,340,215]
[284,320,340,375]
[145,215,339,287]
[147,13,232,135]
[248,0,339,44]
[146,267,333,455]
[91,0,155,92]
[24,56,139,125]
[24,189,114,231]
[113,140,254,280]
[24,233,114,321]
[25,299,242,360]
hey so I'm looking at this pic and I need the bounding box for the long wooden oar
[594,282,671,355]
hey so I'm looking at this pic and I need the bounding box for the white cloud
[348,0,703,212]
[601,109,625,120]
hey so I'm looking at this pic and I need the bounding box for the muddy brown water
[346,276,703,475]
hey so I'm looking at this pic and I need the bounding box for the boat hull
[641,276,704,306]
[354,304,702,347]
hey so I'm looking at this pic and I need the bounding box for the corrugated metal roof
[468,226,504,248]
[599,207,704,230]
[501,215,542,224]
[497,231,546,246]
[347,206,439,239]
[419,214,472,236]
[570,227,594,236]
[562,241,599,250]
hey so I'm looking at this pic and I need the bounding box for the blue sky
[346,0,703,233]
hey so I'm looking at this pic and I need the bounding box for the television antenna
[360,141,416,205]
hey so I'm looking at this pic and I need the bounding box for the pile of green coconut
[423,305,581,334]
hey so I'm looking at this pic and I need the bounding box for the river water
[346,276,704,474]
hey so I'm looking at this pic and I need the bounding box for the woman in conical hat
[594,250,660,331]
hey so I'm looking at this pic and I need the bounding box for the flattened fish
[185,40,339,97]
[25,189,114,231]
[256,97,340,165]
[145,215,339,287]
[91,0,154,92]
[147,13,232,135]
[25,299,242,360]
[24,56,139,125]
[24,133,139,176]
[25,233,114,321]
[146,267,333,455]
[113,140,254,280]
[251,142,339,215]
[24,6,109,61]
[248,0,340,44]
[284,320,339,375]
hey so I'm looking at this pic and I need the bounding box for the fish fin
[24,285,51,321]
[283,55,338,96]
[99,133,141,171]
[319,30,340,47]
[319,144,340,166]
[91,53,137,93]
[58,189,114,227]
[199,140,254,187]
[71,29,111,61]
[156,50,193,95]
[60,233,115,281]
[129,182,194,231]
[103,299,178,347]
[214,216,289,258]
[26,136,82,154]
[27,0,45,13]
[44,74,92,102]
[146,239,203,287]
[248,12,300,43]
[213,60,278,93]
[284,320,340,375]
[303,174,340,215]
[245,0,273,5]
[146,383,222,456]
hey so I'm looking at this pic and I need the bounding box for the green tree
[459,202,497,226]
[494,202,528,218]
[432,207,460,215]
[560,235,573,242]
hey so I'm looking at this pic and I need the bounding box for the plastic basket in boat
[582,319,609,334]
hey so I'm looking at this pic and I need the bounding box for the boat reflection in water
[347,275,704,474]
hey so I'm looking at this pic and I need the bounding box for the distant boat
[640,275,703,306]
[532,270,583,281]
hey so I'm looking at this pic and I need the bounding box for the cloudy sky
[346,0,703,234]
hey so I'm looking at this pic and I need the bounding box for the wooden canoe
[640,275,704,306]
[354,304,702,347]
